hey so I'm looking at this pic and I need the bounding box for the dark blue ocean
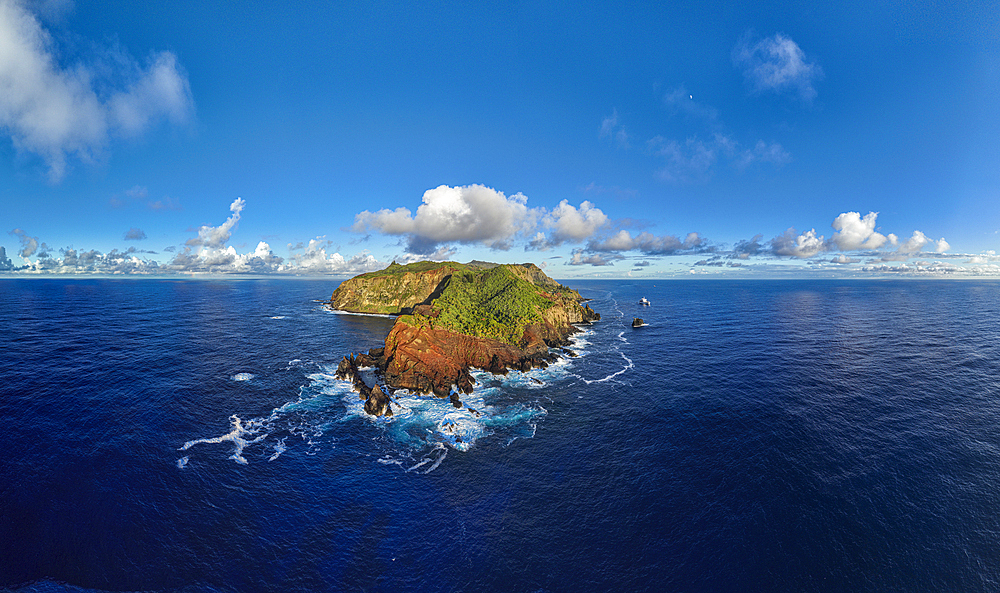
[3,278,1000,592]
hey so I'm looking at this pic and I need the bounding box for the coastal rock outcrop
[335,352,393,416]
[329,261,599,414]
[364,384,392,417]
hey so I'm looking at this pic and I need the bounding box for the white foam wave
[270,315,286,319]
[407,443,448,473]
[176,456,189,469]
[323,306,397,319]
[179,415,266,464]
[179,317,593,470]
[268,437,287,462]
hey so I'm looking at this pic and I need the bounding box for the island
[330,261,600,416]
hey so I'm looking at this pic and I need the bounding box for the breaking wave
[177,299,625,473]
[178,357,576,472]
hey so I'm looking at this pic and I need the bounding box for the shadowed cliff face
[330,261,600,414]
[328,261,464,315]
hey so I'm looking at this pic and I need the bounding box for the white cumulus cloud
[9,227,39,259]
[352,185,612,256]
[186,198,244,248]
[352,184,538,254]
[829,211,888,251]
[768,212,949,261]
[544,200,608,244]
[896,230,928,254]
[0,0,193,181]
[286,238,383,274]
[4,198,390,275]
[168,198,285,274]
[567,251,620,266]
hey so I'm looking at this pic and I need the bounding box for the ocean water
[3,278,1000,592]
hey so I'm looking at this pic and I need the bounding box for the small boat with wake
[639,297,650,306]
[632,318,645,328]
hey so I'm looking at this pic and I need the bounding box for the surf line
[571,308,635,385]
[575,351,635,385]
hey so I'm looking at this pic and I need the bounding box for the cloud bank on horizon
[5,197,383,276]
[3,188,981,277]
[347,183,984,276]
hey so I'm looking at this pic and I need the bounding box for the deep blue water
[3,278,1000,592]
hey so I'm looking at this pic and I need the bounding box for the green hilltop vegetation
[330,261,582,346]
[406,265,558,345]
[364,260,467,277]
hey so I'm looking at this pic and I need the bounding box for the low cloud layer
[768,212,949,260]
[5,198,385,276]
[346,184,961,273]
[0,0,194,181]
[166,198,382,275]
[0,246,13,270]
[588,230,706,255]
[0,198,971,277]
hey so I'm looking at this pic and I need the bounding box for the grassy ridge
[407,265,556,345]
[364,260,466,277]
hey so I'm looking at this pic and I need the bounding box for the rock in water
[364,384,393,417]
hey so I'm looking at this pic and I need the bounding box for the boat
[639,297,650,306]
[632,318,644,328]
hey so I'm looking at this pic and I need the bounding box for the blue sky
[1,0,998,277]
